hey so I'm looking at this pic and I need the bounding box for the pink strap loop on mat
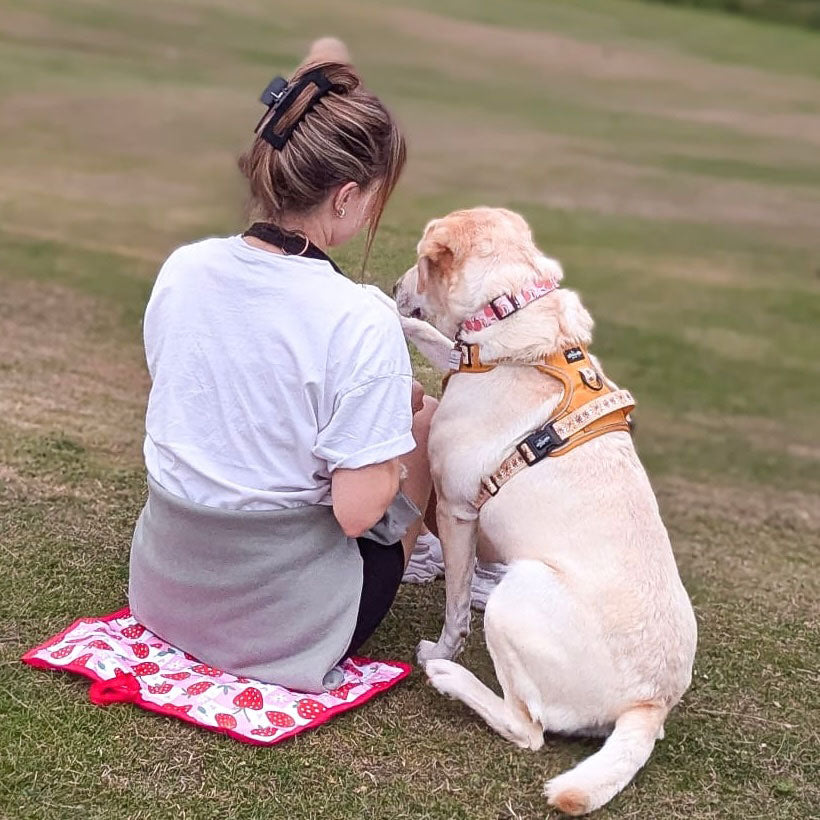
[88,670,141,706]
[22,606,411,745]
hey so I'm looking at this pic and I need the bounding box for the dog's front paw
[424,658,466,700]
[416,638,456,665]
[398,314,427,340]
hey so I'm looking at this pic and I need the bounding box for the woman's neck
[243,210,332,256]
[279,210,332,251]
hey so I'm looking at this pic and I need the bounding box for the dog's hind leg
[424,658,544,750]
[483,561,619,738]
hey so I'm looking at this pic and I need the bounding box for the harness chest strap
[443,343,635,511]
[473,388,635,509]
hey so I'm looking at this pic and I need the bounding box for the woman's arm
[331,458,401,538]
[329,379,425,537]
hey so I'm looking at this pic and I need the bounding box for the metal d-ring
[282,231,310,257]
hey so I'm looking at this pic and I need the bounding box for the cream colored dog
[390,208,697,816]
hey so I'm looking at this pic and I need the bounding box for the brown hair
[238,38,406,267]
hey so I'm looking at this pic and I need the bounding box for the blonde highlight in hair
[238,39,406,269]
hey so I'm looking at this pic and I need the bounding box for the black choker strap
[243,222,343,275]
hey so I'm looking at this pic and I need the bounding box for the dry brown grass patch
[0,279,147,461]
[657,475,820,534]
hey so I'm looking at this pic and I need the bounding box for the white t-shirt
[142,235,415,511]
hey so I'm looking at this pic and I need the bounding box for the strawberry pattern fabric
[22,607,410,746]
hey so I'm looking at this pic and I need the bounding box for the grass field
[1,0,819,817]
[646,0,820,31]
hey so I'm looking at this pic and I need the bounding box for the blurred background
[1,1,818,818]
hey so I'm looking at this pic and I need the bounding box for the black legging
[344,537,405,656]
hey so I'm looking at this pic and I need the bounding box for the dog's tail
[544,703,667,816]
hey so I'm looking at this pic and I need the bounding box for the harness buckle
[517,422,565,464]
[481,475,500,497]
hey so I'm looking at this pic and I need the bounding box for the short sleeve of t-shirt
[312,305,415,472]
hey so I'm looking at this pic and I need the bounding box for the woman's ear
[333,182,359,216]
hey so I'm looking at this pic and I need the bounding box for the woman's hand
[412,380,425,414]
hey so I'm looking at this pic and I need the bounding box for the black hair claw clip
[259,76,288,107]
[254,69,334,150]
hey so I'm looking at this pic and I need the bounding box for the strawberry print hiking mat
[22,607,411,745]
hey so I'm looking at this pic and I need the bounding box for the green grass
[646,0,820,30]
[1,0,819,818]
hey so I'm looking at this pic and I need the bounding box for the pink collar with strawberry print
[459,278,559,334]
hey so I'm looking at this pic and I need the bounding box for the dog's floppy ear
[557,290,593,344]
[417,255,432,294]
[417,218,457,289]
[535,254,564,284]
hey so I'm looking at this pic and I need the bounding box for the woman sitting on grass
[128,38,440,693]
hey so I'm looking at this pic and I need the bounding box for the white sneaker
[402,534,506,611]
[402,531,445,583]
[470,560,506,611]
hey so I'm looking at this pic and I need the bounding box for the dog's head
[394,207,565,339]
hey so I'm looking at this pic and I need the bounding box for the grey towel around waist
[128,478,418,693]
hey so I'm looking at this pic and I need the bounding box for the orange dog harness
[443,343,635,510]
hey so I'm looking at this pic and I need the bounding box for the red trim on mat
[21,608,413,747]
